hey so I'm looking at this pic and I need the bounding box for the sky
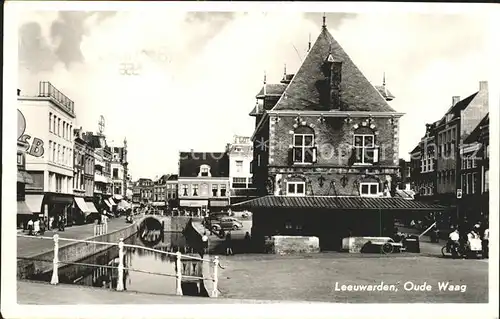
[17,7,492,180]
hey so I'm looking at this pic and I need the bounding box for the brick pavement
[17,217,133,258]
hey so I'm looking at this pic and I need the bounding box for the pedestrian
[482,226,489,259]
[49,216,54,230]
[27,218,34,235]
[244,231,251,252]
[225,231,233,256]
[201,232,209,257]
[33,218,40,235]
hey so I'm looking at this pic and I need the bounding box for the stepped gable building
[234,21,445,251]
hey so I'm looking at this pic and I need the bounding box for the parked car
[211,217,243,231]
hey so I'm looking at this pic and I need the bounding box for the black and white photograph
[2,2,498,318]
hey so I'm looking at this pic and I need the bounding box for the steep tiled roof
[409,145,421,154]
[271,27,396,112]
[179,152,229,178]
[256,83,288,97]
[464,113,489,144]
[437,92,478,126]
[167,174,178,181]
[232,195,445,211]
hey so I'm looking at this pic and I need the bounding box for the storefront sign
[179,200,209,207]
[18,109,44,157]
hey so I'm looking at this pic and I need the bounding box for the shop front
[42,193,74,226]
[179,199,208,216]
[209,198,230,213]
[85,199,100,223]
[73,197,90,225]
[17,200,33,229]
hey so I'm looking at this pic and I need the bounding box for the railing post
[116,238,124,291]
[212,256,219,297]
[50,234,59,285]
[176,251,183,295]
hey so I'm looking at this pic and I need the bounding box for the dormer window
[199,164,211,177]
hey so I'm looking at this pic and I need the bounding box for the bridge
[17,216,223,298]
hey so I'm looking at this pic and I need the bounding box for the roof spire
[322,13,327,29]
[383,72,386,86]
[284,64,287,77]
[308,33,311,51]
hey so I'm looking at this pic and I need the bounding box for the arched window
[292,126,316,164]
[353,127,378,164]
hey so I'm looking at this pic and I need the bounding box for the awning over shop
[152,202,166,207]
[209,199,230,207]
[232,195,447,211]
[179,200,208,207]
[85,201,99,213]
[17,201,33,215]
[114,194,123,201]
[74,197,90,213]
[17,171,33,184]
[117,200,131,210]
[108,198,116,206]
[25,194,44,213]
[103,199,112,209]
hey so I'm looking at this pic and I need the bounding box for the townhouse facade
[166,174,179,209]
[178,152,230,214]
[233,22,444,250]
[137,178,154,204]
[226,135,257,205]
[459,113,489,225]
[72,128,95,224]
[18,82,76,225]
[409,82,489,226]
[153,174,169,209]
[110,140,129,199]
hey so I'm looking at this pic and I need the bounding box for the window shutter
[373,147,379,164]
[288,148,294,165]
[312,147,317,163]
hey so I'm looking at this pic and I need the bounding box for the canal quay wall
[17,224,137,280]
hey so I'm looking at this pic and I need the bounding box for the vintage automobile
[209,217,243,231]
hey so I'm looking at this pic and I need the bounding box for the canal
[30,230,201,296]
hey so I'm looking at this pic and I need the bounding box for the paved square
[217,253,488,303]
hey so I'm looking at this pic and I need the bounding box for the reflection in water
[54,231,196,295]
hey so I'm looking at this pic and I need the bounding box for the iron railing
[38,81,75,115]
[16,234,221,297]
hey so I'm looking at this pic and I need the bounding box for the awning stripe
[74,197,90,213]
[85,201,99,213]
[108,198,116,206]
[231,195,447,211]
[103,199,112,209]
[25,195,44,213]
[17,201,33,215]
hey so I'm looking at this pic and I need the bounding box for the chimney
[452,96,460,106]
[330,61,342,110]
[479,81,488,91]
[17,89,20,96]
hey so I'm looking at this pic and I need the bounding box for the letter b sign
[29,137,44,157]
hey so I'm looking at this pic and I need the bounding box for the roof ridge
[270,27,396,113]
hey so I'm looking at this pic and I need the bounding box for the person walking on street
[482,226,489,259]
[201,232,209,257]
[49,216,54,230]
[225,231,233,256]
[244,232,251,253]
[27,218,34,235]
[33,218,40,235]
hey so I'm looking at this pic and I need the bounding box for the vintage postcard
[2,1,499,319]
